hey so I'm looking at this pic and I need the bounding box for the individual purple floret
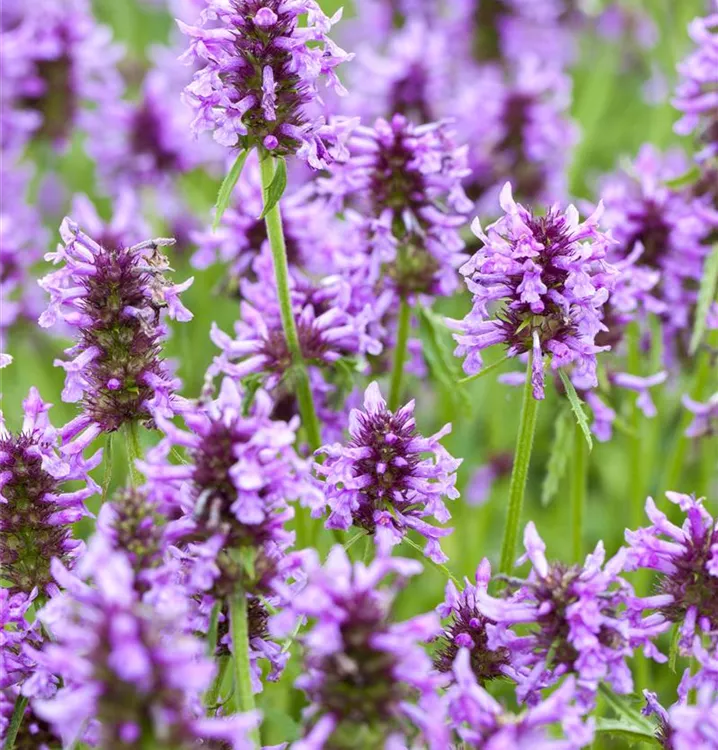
[478,522,667,711]
[599,145,717,355]
[270,546,448,749]
[179,0,352,168]
[434,559,511,684]
[447,649,592,749]
[625,492,718,652]
[450,183,616,399]
[322,114,472,299]
[0,387,97,596]
[673,13,718,162]
[28,549,258,749]
[314,381,460,563]
[682,392,718,439]
[0,0,123,149]
[38,218,193,456]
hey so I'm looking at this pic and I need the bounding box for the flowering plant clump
[5,0,718,747]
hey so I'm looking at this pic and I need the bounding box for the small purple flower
[611,371,667,418]
[464,452,513,506]
[314,382,460,563]
[625,492,718,652]
[270,546,448,749]
[478,522,666,711]
[38,218,193,455]
[322,114,472,299]
[29,549,258,749]
[434,559,511,683]
[450,183,616,399]
[447,649,592,749]
[682,392,718,439]
[0,387,97,595]
[673,13,718,162]
[643,687,718,750]
[179,0,352,168]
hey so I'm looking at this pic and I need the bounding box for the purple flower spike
[450,183,617,399]
[434,559,511,684]
[625,492,718,652]
[270,546,448,749]
[477,522,666,711]
[673,13,718,161]
[682,392,718,439]
[0,387,97,595]
[447,649,592,749]
[179,0,352,168]
[29,550,258,749]
[314,381,461,563]
[38,218,193,454]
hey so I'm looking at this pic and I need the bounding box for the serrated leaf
[259,156,287,219]
[598,685,656,735]
[213,149,250,230]
[541,406,573,506]
[558,369,593,451]
[689,245,718,355]
[663,165,700,189]
[595,718,660,746]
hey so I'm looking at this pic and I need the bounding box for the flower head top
[434,559,511,684]
[179,0,352,168]
[29,549,258,749]
[478,522,665,710]
[451,183,616,399]
[447,649,591,749]
[323,114,472,299]
[625,492,718,651]
[39,218,193,456]
[314,382,460,563]
[270,546,447,749]
[673,12,718,162]
[0,387,97,595]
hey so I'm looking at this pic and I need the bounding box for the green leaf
[458,354,511,385]
[598,685,656,735]
[669,625,681,672]
[595,718,660,746]
[259,156,287,219]
[689,245,718,355]
[541,406,573,506]
[558,369,593,451]
[213,149,250,230]
[663,165,700,189]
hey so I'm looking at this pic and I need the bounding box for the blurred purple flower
[682,392,718,439]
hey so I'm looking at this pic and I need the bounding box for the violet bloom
[29,549,258,749]
[611,371,667,419]
[314,382,460,563]
[38,218,193,456]
[643,687,718,750]
[0,0,123,149]
[625,492,718,651]
[682,392,718,439]
[447,649,592,749]
[450,183,616,399]
[270,546,448,749]
[673,13,718,162]
[478,522,666,710]
[434,559,511,684]
[179,0,352,168]
[322,114,472,299]
[464,452,513,506]
[0,387,97,595]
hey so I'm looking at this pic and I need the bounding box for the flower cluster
[0,387,97,595]
[180,0,352,167]
[39,218,193,454]
[451,183,616,399]
[314,382,460,562]
[270,547,447,749]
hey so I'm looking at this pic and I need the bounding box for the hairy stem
[571,422,587,563]
[230,590,260,746]
[388,299,412,411]
[123,421,143,487]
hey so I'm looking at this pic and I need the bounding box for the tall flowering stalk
[38,218,193,476]
[180,1,353,451]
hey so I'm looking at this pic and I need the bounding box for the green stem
[499,354,540,575]
[207,600,221,658]
[205,655,230,715]
[388,299,411,411]
[258,151,321,452]
[571,422,587,563]
[3,694,28,750]
[123,422,143,487]
[229,591,260,746]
